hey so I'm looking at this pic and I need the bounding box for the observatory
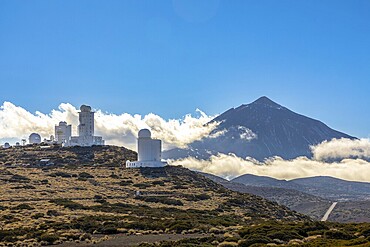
[29,133,41,144]
[3,143,10,149]
[126,129,166,168]
[78,105,94,137]
[69,105,105,146]
[55,121,72,145]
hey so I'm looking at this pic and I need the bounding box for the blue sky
[0,0,369,137]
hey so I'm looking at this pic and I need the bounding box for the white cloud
[311,138,370,161]
[209,128,228,138]
[170,138,370,182]
[170,153,370,182]
[0,102,218,150]
[0,102,79,141]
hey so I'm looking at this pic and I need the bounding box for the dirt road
[321,202,338,221]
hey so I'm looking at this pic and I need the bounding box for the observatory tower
[126,129,166,168]
[69,105,105,146]
[78,105,94,137]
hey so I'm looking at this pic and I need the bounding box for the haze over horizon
[1,0,370,138]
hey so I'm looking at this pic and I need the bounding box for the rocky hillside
[0,144,137,167]
[329,201,370,223]
[163,96,354,161]
[1,146,370,246]
[202,172,370,224]
[0,146,307,246]
[200,172,331,221]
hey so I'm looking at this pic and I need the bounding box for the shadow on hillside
[139,167,168,178]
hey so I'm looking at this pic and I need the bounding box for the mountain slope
[200,172,330,220]
[201,172,370,223]
[164,96,354,161]
[291,176,370,201]
[232,174,370,201]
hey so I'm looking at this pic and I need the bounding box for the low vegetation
[139,221,370,246]
[0,144,136,167]
[0,145,369,246]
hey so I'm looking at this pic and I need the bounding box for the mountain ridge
[201,171,370,223]
[164,96,355,161]
[199,171,331,221]
[232,173,370,201]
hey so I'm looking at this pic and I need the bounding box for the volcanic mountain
[163,96,354,161]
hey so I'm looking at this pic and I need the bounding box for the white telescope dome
[30,133,41,139]
[138,129,151,138]
[29,133,41,144]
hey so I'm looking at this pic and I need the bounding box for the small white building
[126,129,166,168]
[29,133,41,144]
[3,143,11,149]
[55,121,72,145]
[43,135,55,144]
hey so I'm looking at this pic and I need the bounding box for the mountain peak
[164,95,354,161]
[253,96,276,104]
[251,96,281,108]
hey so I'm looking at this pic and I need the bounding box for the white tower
[78,105,94,137]
[55,121,72,144]
[138,129,161,162]
[126,129,165,168]
[69,104,104,146]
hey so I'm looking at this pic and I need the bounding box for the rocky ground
[0,149,305,246]
[0,145,369,247]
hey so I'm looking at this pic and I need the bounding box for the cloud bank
[170,151,370,182]
[312,138,370,161]
[170,138,370,182]
[0,102,217,150]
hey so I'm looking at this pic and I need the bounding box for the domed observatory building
[126,129,166,168]
[29,133,41,144]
